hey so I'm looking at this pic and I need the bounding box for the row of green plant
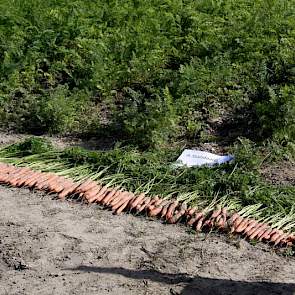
[1,138,294,228]
[0,0,294,147]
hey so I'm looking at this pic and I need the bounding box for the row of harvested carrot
[0,162,294,247]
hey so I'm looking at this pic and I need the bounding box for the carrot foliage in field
[0,0,294,146]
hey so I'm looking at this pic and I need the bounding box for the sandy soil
[260,161,295,186]
[0,186,295,295]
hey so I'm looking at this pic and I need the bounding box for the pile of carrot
[0,162,294,247]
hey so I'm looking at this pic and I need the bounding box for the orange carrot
[45,176,63,190]
[257,227,272,241]
[111,193,132,211]
[0,169,10,175]
[34,173,55,189]
[75,180,96,193]
[83,183,101,195]
[251,227,268,241]
[160,201,172,219]
[48,179,66,193]
[8,167,29,178]
[274,233,286,246]
[48,175,65,190]
[101,188,118,205]
[148,206,163,217]
[53,183,66,194]
[47,176,66,191]
[147,198,164,212]
[187,212,203,226]
[87,192,101,203]
[130,193,146,210]
[18,171,39,186]
[148,200,168,217]
[165,201,179,221]
[84,185,102,199]
[254,227,267,240]
[0,172,12,182]
[4,166,22,175]
[268,228,280,237]
[186,207,197,217]
[0,163,9,169]
[270,230,284,243]
[235,218,250,233]
[228,213,239,226]
[211,206,222,219]
[286,234,295,244]
[243,220,258,235]
[143,197,156,210]
[195,217,204,231]
[53,178,70,191]
[0,174,10,183]
[204,219,214,228]
[85,187,103,202]
[79,181,98,194]
[0,172,8,180]
[154,198,164,206]
[82,180,99,192]
[109,191,129,207]
[0,166,19,176]
[147,196,159,208]
[114,195,134,215]
[0,165,15,173]
[91,188,110,203]
[245,222,262,236]
[1,168,22,183]
[75,179,92,192]
[231,216,243,233]
[233,215,244,228]
[32,173,56,188]
[8,168,31,186]
[90,185,107,202]
[214,211,223,224]
[101,189,117,203]
[135,196,149,210]
[168,203,187,224]
[17,171,44,187]
[216,216,226,229]
[249,224,268,240]
[0,170,14,178]
[25,172,46,186]
[105,190,122,206]
[137,197,151,213]
[58,182,80,199]
[127,195,139,210]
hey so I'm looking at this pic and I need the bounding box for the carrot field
[0,0,294,252]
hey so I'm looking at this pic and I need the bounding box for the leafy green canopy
[0,0,294,146]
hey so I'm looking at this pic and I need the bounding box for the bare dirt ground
[260,161,295,186]
[0,186,295,295]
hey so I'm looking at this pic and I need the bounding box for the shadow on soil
[68,266,295,295]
